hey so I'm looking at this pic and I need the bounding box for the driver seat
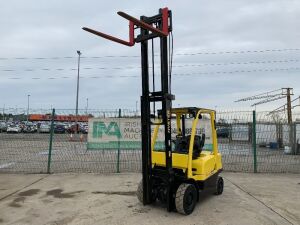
[174,134,205,159]
[187,134,205,159]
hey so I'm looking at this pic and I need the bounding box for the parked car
[67,124,81,134]
[23,125,36,133]
[7,125,22,133]
[82,125,88,134]
[0,122,7,132]
[63,123,70,130]
[217,127,230,138]
[54,124,66,133]
[39,124,51,133]
[33,124,38,132]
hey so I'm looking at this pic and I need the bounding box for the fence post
[293,123,297,154]
[296,123,300,154]
[117,109,121,173]
[252,110,257,173]
[47,108,55,174]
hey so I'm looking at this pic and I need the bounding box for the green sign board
[87,118,212,150]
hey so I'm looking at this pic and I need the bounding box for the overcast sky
[1,0,300,114]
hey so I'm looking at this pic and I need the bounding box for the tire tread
[214,176,224,195]
[175,183,192,215]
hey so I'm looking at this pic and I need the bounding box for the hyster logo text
[93,121,121,138]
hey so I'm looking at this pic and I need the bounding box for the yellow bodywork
[152,108,222,181]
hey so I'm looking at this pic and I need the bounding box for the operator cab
[151,107,222,180]
[172,110,206,158]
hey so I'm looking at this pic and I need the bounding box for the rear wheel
[214,176,224,195]
[175,183,197,215]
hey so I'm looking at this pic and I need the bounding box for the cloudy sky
[1,0,300,113]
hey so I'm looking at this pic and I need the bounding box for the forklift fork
[82,8,169,46]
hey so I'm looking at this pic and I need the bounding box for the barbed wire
[1,59,300,72]
[1,48,300,60]
[3,67,300,80]
[235,88,284,102]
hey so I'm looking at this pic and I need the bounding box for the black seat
[175,136,189,153]
[174,134,205,158]
[187,134,205,159]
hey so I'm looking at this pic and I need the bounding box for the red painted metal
[82,27,134,46]
[83,8,169,46]
[129,21,134,45]
[118,11,168,37]
[29,114,91,122]
[161,7,169,34]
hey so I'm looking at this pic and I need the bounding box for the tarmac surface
[0,172,299,225]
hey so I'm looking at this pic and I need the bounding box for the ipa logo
[93,121,121,138]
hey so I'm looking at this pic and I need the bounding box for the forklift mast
[82,8,174,208]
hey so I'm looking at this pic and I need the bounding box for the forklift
[83,7,223,215]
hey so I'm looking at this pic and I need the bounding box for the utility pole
[286,87,292,124]
[235,87,294,122]
[285,87,294,153]
[135,100,138,116]
[75,50,81,134]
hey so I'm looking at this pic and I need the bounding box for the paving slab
[0,174,47,200]
[224,172,300,225]
[0,172,299,225]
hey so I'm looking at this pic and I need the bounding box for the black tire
[175,183,197,215]
[137,179,143,203]
[137,179,156,203]
[214,176,224,195]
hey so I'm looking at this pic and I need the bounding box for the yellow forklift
[137,107,223,214]
[83,7,223,215]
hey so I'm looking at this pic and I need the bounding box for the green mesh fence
[0,108,299,174]
[255,111,299,173]
[216,111,254,172]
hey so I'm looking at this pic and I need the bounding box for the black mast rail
[83,7,174,210]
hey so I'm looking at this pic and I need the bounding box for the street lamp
[135,100,138,116]
[86,98,89,115]
[27,94,30,122]
[75,50,81,134]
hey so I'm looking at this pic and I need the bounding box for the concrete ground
[0,172,299,225]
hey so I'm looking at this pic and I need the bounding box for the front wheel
[175,183,197,215]
[214,176,224,195]
[136,179,156,204]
